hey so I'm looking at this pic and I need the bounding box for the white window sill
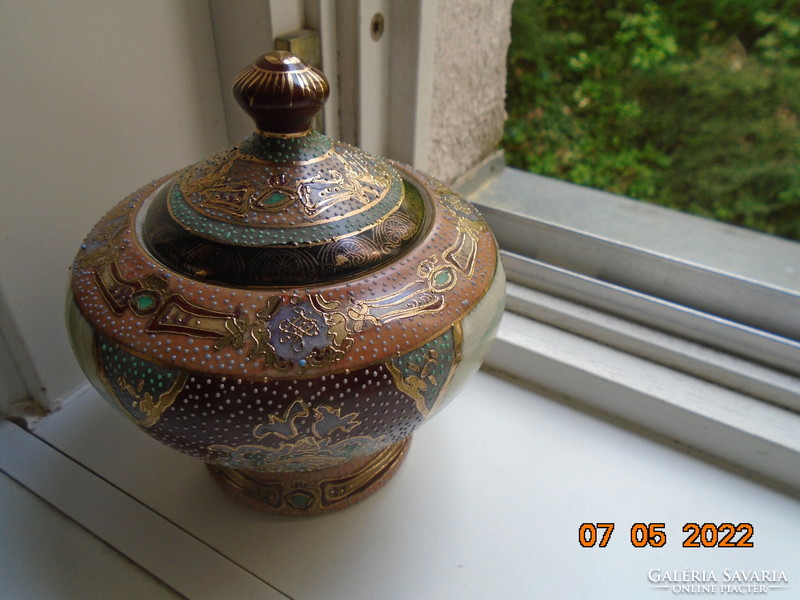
[486,307,800,493]
[0,472,183,600]
[2,352,800,599]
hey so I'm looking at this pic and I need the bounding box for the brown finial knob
[232,51,330,135]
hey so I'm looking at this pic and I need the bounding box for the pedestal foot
[206,437,411,516]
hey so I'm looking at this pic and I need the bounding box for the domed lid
[143,51,424,287]
[72,50,501,383]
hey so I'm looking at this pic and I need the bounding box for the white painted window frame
[468,165,800,492]
[471,167,800,397]
[209,0,437,169]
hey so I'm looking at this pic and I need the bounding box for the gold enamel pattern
[71,162,497,381]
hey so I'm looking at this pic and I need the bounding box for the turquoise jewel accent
[286,490,315,510]
[134,294,155,310]
[262,191,289,205]
[435,270,453,286]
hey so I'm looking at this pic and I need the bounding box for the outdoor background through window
[503,0,800,241]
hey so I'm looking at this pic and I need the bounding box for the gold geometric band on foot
[206,436,411,516]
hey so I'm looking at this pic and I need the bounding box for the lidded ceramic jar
[67,51,505,516]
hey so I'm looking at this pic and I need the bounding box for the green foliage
[754,10,800,64]
[503,0,800,241]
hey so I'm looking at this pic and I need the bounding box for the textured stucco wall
[427,0,513,183]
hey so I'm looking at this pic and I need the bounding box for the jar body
[67,164,504,514]
[67,50,506,516]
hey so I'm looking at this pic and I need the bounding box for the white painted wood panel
[0,325,28,415]
[0,1,228,409]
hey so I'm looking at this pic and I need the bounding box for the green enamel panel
[95,334,183,425]
[238,130,333,163]
[390,328,457,415]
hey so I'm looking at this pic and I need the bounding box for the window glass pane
[503,0,800,241]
